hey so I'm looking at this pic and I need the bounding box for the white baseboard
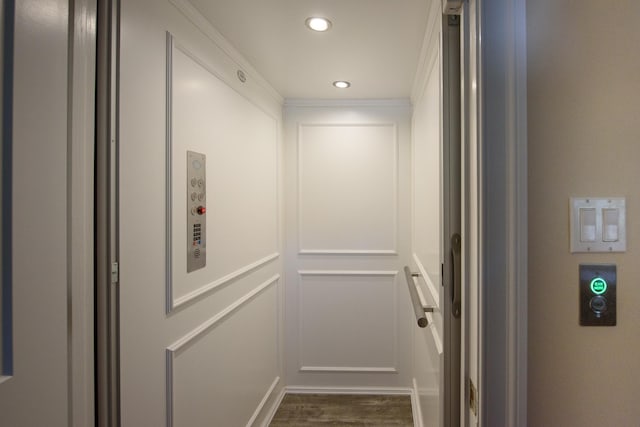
[411,378,424,427]
[247,376,285,427]
[285,385,413,395]
[258,386,286,427]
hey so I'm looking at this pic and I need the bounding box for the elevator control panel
[187,151,206,272]
[579,264,616,326]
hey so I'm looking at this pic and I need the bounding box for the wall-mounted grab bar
[403,266,435,328]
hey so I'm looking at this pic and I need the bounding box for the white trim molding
[411,378,425,427]
[411,0,442,103]
[297,122,399,255]
[246,376,281,427]
[297,270,398,277]
[299,249,398,256]
[284,98,412,109]
[167,275,279,352]
[167,0,283,105]
[412,253,440,308]
[164,32,280,312]
[299,366,397,374]
[255,386,287,427]
[427,316,443,356]
[172,252,279,310]
[296,270,400,375]
[165,275,280,427]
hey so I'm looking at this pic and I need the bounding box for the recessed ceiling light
[333,81,351,89]
[305,17,332,32]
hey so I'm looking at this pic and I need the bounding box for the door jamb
[95,0,121,425]
[477,0,528,425]
[441,12,462,427]
[69,0,98,425]
[0,0,14,382]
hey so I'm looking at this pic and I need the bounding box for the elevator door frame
[441,12,462,427]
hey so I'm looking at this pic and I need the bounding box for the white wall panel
[298,271,398,372]
[412,56,441,280]
[413,326,441,427]
[283,102,413,389]
[168,278,279,427]
[410,3,444,425]
[119,1,284,424]
[169,40,279,309]
[298,124,397,254]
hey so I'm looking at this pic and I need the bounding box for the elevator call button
[590,278,607,295]
[580,264,616,326]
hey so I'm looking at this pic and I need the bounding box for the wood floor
[269,394,414,426]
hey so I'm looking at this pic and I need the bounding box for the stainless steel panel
[187,150,206,272]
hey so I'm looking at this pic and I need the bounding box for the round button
[590,277,607,295]
[190,192,197,201]
[197,206,206,215]
[198,193,204,201]
[190,178,197,187]
[198,178,204,188]
[589,295,607,314]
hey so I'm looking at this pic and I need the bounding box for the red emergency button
[197,206,206,215]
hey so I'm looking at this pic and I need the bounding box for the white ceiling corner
[185,0,432,100]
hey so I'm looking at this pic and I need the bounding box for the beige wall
[528,1,640,425]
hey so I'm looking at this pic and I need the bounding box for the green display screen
[590,277,607,295]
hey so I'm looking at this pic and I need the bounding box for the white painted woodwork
[119,1,283,425]
[412,52,442,290]
[413,326,441,427]
[169,41,278,309]
[462,1,481,425]
[298,272,398,372]
[284,102,414,390]
[298,124,397,254]
[412,54,441,303]
[0,0,73,424]
[169,278,279,427]
[409,1,444,425]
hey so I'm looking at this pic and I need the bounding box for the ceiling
[188,0,431,99]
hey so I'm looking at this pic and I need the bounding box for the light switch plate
[570,197,626,253]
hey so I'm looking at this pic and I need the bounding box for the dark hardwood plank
[269,394,414,426]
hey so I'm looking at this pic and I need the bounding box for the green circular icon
[590,277,607,295]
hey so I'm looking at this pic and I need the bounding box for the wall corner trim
[410,0,442,103]
[167,0,284,105]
